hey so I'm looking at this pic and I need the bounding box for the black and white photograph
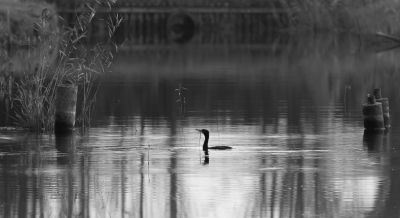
[0,0,399,217]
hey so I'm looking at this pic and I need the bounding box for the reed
[175,83,188,145]
[13,0,122,132]
[175,83,187,117]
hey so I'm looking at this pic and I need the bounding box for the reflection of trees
[0,114,394,217]
[80,150,90,218]
[169,145,178,218]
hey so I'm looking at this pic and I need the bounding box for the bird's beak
[196,129,201,132]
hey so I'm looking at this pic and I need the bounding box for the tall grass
[13,0,122,132]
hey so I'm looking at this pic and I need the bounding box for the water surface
[1,34,400,217]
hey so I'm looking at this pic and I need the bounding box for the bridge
[55,0,290,44]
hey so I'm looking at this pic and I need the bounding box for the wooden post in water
[362,94,384,130]
[374,88,390,128]
[55,85,78,131]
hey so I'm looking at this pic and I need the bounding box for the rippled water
[1,34,400,217]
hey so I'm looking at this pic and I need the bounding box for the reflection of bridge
[56,0,289,44]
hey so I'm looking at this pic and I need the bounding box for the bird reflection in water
[203,155,209,165]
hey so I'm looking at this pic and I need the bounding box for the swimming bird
[196,129,232,151]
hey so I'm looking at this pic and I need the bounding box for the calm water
[1,34,400,217]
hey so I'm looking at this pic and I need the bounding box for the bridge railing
[55,0,289,10]
[55,0,290,45]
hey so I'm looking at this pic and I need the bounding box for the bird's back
[209,146,232,150]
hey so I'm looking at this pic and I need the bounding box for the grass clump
[13,0,122,132]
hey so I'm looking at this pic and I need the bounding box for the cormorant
[196,129,232,151]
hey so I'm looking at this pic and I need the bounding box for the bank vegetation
[287,0,400,40]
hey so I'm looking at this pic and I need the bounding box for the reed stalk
[175,83,188,145]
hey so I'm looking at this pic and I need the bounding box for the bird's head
[196,129,209,137]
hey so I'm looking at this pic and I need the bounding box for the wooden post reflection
[2,154,10,217]
[55,131,76,164]
[363,129,385,151]
[67,155,74,217]
[80,154,88,217]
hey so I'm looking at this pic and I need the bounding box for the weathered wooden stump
[362,94,384,130]
[55,85,78,131]
[374,88,390,128]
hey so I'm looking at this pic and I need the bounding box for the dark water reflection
[1,34,400,217]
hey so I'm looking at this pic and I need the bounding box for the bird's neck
[202,136,209,151]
